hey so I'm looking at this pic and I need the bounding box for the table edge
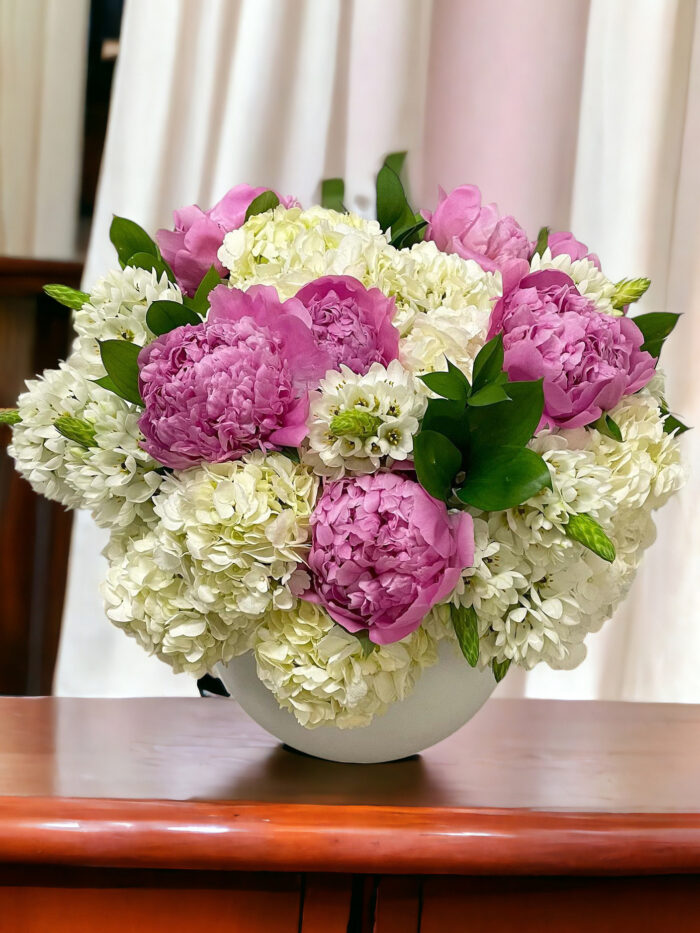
[1,796,700,875]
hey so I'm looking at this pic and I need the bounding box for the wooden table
[1,696,699,931]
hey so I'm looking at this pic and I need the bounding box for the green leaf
[383,151,407,176]
[492,658,511,683]
[591,413,623,442]
[189,265,222,315]
[245,190,280,221]
[564,513,616,562]
[390,218,427,249]
[110,216,157,268]
[43,284,90,310]
[451,604,480,667]
[93,375,119,394]
[376,164,414,236]
[413,430,462,502]
[98,340,143,407]
[146,300,200,336]
[467,379,545,451]
[660,405,690,436]
[467,384,510,407]
[126,250,171,279]
[54,415,97,448]
[420,398,471,454]
[632,311,680,358]
[280,446,300,463]
[353,629,377,657]
[457,446,552,511]
[0,408,21,425]
[421,364,469,402]
[471,334,504,393]
[611,277,651,310]
[321,178,346,212]
[533,226,550,258]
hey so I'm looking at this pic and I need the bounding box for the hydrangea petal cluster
[158,184,300,295]
[422,185,532,273]
[138,285,331,469]
[488,269,657,428]
[294,275,399,373]
[304,360,427,476]
[253,601,449,729]
[306,473,474,644]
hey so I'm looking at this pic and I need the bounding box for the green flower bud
[329,409,383,439]
[611,277,650,310]
[54,415,97,448]
[0,408,21,426]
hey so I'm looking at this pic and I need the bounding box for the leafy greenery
[492,658,511,682]
[660,404,690,436]
[451,604,480,667]
[353,630,377,657]
[146,300,201,336]
[375,152,425,249]
[188,264,222,315]
[43,284,90,310]
[564,513,616,562]
[109,215,174,281]
[245,190,280,221]
[591,413,623,442]
[54,415,97,448]
[414,337,551,510]
[98,340,143,407]
[632,311,680,358]
[321,178,346,212]
[0,408,21,425]
[611,277,650,310]
[532,226,550,258]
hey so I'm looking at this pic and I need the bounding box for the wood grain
[1,697,700,876]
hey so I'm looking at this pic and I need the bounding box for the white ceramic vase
[217,640,497,764]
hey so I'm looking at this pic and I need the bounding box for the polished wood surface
[1,696,700,876]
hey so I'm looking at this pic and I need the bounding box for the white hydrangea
[529,247,618,315]
[458,394,685,671]
[303,360,427,476]
[152,451,318,623]
[253,600,451,728]
[102,522,255,675]
[218,206,390,299]
[71,265,182,377]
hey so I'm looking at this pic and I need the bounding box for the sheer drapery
[0,0,89,257]
[57,0,700,701]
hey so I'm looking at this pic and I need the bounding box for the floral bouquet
[5,155,687,740]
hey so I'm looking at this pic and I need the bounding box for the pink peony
[305,473,474,645]
[548,231,601,269]
[157,185,300,296]
[422,185,532,273]
[137,285,330,469]
[294,276,399,374]
[488,269,656,429]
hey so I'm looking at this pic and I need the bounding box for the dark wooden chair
[0,257,82,695]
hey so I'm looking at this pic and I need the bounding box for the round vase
[216,640,497,764]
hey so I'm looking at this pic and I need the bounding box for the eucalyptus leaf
[413,430,462,501]
[451,604,480,667]
[321,178,346,212]
[43,284,90,310]
[564,513,616,563]
[147,300,201,336]
[492,658,511,683]
[471,334,504,392]
[0,408,20,425]
[245,190,280,221]
[632,311,680,358]
[110,216,157,268]
[98,340,143,407]
[456,446,551,512]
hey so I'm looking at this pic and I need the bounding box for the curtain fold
[58,0,700,701]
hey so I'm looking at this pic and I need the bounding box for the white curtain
[57,0,700,701]
[0,0,89,258]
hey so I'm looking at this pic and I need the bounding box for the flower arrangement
[4,155,687,731]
